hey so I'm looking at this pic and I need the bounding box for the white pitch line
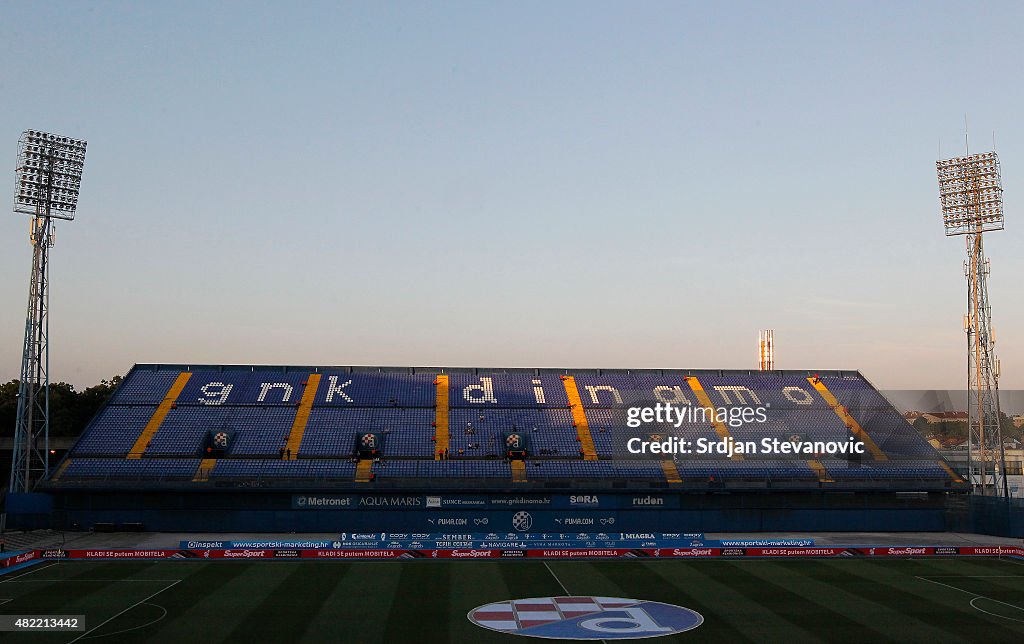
[541,562,609,644]
[916,575,1024,619]
[542,561,571,596]
[13,579,183,583]
[0,561,56,583]
[970,597,1024,623]
[81,602,169,640]
[919,575,1024,579]
[67,579,181,644]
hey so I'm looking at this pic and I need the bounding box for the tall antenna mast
[758,330,775,371]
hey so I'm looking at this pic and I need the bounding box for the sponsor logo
[295,495,352,508]
[886,547,927,556]
[721,548,746,556]
[449,550,495,558]
[631,496,664,506]
[492,497,552,506]
[671,549,714,557]
[512,511,533,532]
[934,547,959,556]
[274,550,301,558]
[620,533,656,540]
[432,498,487,507]
[563,518,594,526]
[42,549,68,559]
[436,519,469,526]
[569,495,600,506]
[313,549,400,559]
[359,496,422,507]
[184,541,229,549]
[222,550,269,558]
[350,533,379,541]
[468,596,703,639]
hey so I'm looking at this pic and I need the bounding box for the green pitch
[2,557,1023,642]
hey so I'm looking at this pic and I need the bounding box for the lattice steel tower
[9,130,87,492]
[935,152,1008,497]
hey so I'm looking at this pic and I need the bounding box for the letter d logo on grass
[469,596,702,639]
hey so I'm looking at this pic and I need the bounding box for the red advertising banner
[1,550,38,568]
[20,545,1021,562]
[302,549,409,559]
[67,549,179,559]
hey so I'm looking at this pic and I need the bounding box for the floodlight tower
[758,330,775,371]
[935,151,1008,498]
[9,130,87,492]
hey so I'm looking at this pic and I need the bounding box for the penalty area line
[916,575,1024,622]
[68,579,181,644]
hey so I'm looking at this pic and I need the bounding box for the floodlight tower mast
[9,131,87,493]
[935,152,1008,498]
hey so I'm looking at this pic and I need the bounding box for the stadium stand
[48,365,963,490]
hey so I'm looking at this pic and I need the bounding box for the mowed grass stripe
[449,561,517,643]
[714,560,889,643]
[750,560,960,643]
[500,561,566,599]
[301,562,401,644]
[2,563,165,633]
[829,559,1024,641]
[878,557,1024,624]
[143,562,297,644]
[224,561,352,643]
[912,556,1024,602]
[383,562,452,643]
[122,561,252,644]
[2,562,179,644]
[579,560,755,643]
[643,560,821,642]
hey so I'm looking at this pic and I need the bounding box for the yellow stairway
[434,375,449,459]
[561,376,598,460]
[50,459,72,482]
[355,459,374,482]
[128,372,192,459]
[684,376,742,460]
[193,458,217,482]
[807,377,887,461]
[511,460,527,482]
[661,460,682,483]
[808,459,832,482]
[938,460,965,483]
[284,374,321,459]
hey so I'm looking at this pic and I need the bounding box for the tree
[0,376,122,438]
[75,377,123,432]
[0,380,19,435]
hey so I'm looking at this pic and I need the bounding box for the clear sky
[1,1,1022,390]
